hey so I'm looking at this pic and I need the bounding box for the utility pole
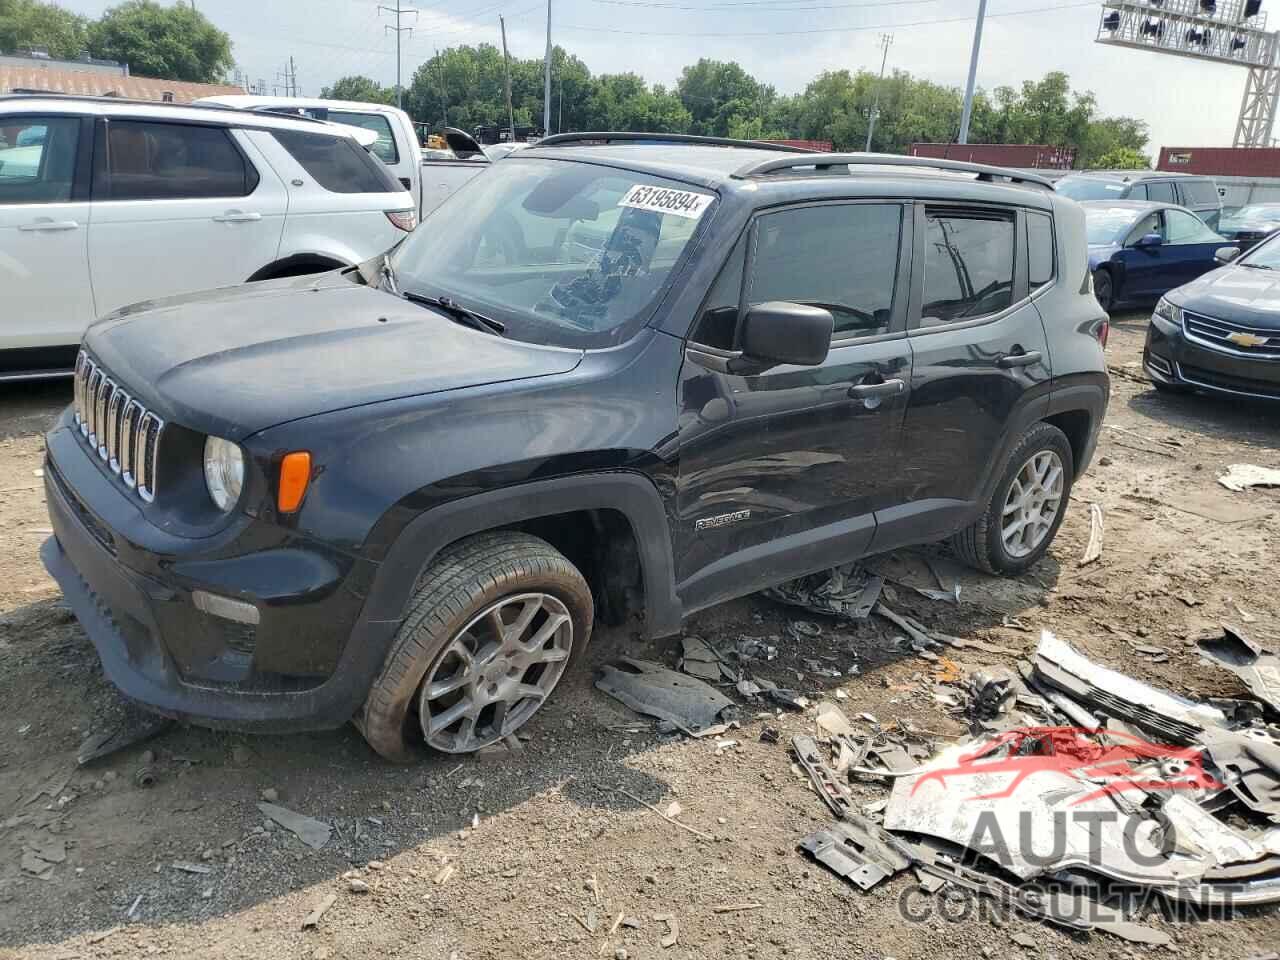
[543,0,552,136]
[379,0,418,110]
[435,48,447,126]
[864,33,893,153]
[500,16,516,143]
[276,58,297,97]
[958,0,987,145]
[558,65,564,134]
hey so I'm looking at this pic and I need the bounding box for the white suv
[0,95,417,380]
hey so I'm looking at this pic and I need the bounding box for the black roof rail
[733,152,1056,190]
[534,131,815,154]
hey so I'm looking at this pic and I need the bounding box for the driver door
[1114,209,1166,302]
[674,201,913,612]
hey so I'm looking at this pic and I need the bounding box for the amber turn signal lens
[277,452,311,513]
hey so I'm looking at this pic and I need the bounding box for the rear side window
[1128,183,1147,200]
[95,120,258,200]
[746,203,902,339]
[1145,180,1176,203]
[921,209,1015,326]
[271,130,400,194]
[1181,178,1220,207]
[329,111,399,164]
[1027,212,1055,289]
[0,115,80,204]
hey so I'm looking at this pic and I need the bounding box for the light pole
[543,0,553,136]
[958,0,988,145]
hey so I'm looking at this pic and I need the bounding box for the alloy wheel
[1000,450,1065,559]
[418,592,573,753]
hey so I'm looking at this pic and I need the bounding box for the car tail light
[1097,319,1110,349]
[386,209,417,232]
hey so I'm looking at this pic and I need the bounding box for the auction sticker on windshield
[619,184,713,219]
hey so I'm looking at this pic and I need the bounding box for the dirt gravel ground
[1,310,1278,960]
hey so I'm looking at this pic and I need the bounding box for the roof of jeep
[517,143,1055,209]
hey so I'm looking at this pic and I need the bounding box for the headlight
[1153,297,1182,326]
[203,436,244,512]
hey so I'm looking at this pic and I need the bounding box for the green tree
[320,75,395,105]
[1090,146,1150,170]
[1079,116,1149,168]
[677,59,765,137]
[87,0,232,82]
[0,0,88,60]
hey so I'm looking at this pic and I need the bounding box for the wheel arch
[360,472,683,641]
[247,253,349,282]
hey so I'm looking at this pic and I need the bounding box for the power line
[589,0,939,9]
[554,0,1098,37]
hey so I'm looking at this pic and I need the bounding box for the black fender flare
[359,471,683,639]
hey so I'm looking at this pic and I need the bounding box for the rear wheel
[952,422,1075,576]
[359,532,594,761]
[1093,268,1113,313]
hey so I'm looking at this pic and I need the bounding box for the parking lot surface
[1,311,1278,959]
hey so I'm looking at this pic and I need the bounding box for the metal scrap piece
[1200,726,1280,821]
[257,802,332,850]
[798,816,913,891]
[792,734,854,818]
[76,708,173,766]
[1197,627,1280,712]
[1160,794,1268,865]
[1034,630,1227,742]
[1218,463,1280,491]
[679,636,727,683]
[884,738,1209,885]
[594,658,732,736]
[763,563,883,620]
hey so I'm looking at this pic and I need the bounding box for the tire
[359,531,594,762]
[951,422,1075,577]
[1093,268,1113,313]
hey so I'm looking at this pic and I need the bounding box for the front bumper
[41,414,397,732]
[1144,314,1280,401]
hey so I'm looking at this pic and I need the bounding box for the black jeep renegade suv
[42,134,1109,760]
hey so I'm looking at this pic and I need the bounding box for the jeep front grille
[73,350,164,502]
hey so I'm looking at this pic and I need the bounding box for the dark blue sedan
[1082,200,1240,312]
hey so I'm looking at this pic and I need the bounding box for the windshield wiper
[379,255,399,294]
[1239,261,1276,271]
[402,292,505,336]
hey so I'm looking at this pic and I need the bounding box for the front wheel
[951,423,1075,576]
[359,532,594,761]
[1093,269,1113,313]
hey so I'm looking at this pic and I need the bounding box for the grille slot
[1183,311,1280,359]
[72,350,164,502]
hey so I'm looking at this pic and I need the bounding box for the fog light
[192,590,260,625]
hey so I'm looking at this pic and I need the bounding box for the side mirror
[1215,245,1241,264]
[1135,232,1164,249]
[740,302,833,367]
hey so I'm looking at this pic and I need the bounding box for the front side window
[921,209,1015,326]
[96,121,257,200]
[690,233,746,350]
[329,111,399,164]
[1027,211,1055,289]
[391,158,714,348]
[1181,179,1220,206]
[270,129,401,194]
[1125,211,1161,246]
[1145,180,1177,203]
[746,203,902,339]
[1164,208,1222,244]
[0,116,80,203]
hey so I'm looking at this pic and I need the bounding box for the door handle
[847,378,905,400]
[212,211,262,223]
[18,220,79,232]
[997,350,1042,368]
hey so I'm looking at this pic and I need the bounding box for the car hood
[84,274,585,441]
[1087,242,1119,270]
[1170,264,1280,330]
[1219,218,1278,235]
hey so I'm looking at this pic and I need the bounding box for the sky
[54,0,1264,156]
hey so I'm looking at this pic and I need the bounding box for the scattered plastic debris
[258,802,332,850]
[1218,463,1280,491]
[302,893,337,929]
[595,658,734,736]
[1079,502,1104,566]
[763,563,884,620]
